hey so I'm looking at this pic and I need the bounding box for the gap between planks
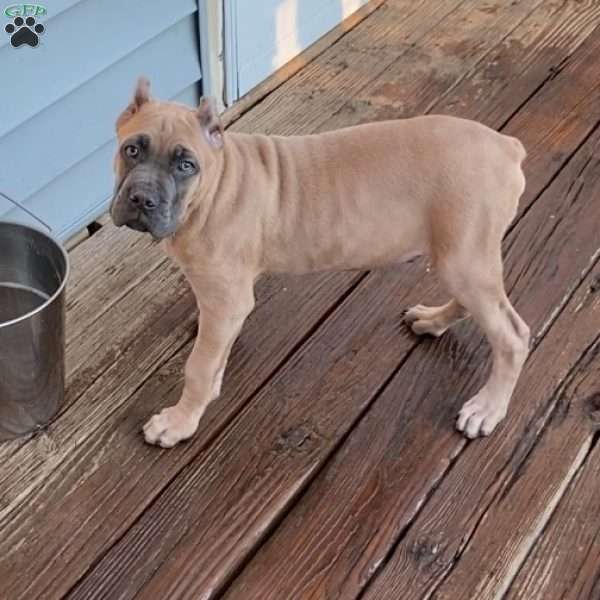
[61,2,600,596]
[221,152,593,598]
[214,15,600,598]
[74,50,600,600]
[2,2,596,596]
[353,143,600,598]
[0,0,473,525]
[0,0,391,463]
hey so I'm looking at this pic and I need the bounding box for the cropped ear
[116,77,152,131]
[197,96,224,149]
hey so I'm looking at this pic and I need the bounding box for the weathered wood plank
[354,143,600,599]
[216,119,600,600]
[221,0,386,128]
[0,224,163,461]
[67,271,428,600]
[0,0,405,476]
[229,0,471,135]
[435,0,600,127]
[0,0,459,462]
[227,323,599,599]
[360,304,600,599]
[58,7,600,600]
[64,225,158,341]
[505,430,600,600]
[312,0,556,133]
[0,2,551,597]
[319,0,600,218]
[0,268,362,599]
[331,0,600,130]
[501,30,600,218]
[421,351,600,600]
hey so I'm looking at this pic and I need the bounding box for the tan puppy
[111,78,529,448]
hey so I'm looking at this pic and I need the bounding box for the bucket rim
[0,219,70,330]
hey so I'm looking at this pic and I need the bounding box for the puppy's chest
[162,236,240,286]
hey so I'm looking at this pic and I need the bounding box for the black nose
[129,192,157,211]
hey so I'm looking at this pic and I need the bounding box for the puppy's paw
[456,392,507,439]
[404,304,447,337]
[143,406,199,448]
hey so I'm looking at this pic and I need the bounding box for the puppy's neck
[164,138,230,261]
[165,131,288,282]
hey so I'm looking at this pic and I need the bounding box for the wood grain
[230,0,469,136]
[68,269,429,600]
[505,431,600,600]
[361,265,600,600]
[502,21,600,218]
[0,2,546,597]
[1,2,599,599]
[220,111,600,600]
[221,0,386,129]
[318,0,600,217]
[357,132,600,599]
[311,0,552,132]
[64,5,600,600]
[0,267,362,599]
[436,0,600,127]
[53,2,596,598]
[425,334,600,600]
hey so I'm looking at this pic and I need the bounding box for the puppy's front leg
[143,282,255,448]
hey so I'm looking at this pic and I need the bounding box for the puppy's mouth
[125,219,149,233]
[126,217,176,242]
[110,183,179,240]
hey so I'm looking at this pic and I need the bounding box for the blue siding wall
[0,0,202,240]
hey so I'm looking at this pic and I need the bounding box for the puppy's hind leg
[404,299,468,337]
[437,250,530,439]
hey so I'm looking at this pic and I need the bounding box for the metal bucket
[0,192,69,441]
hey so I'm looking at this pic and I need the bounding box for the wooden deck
[3,1,600,598]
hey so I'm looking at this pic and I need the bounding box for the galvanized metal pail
[0,192,69,441]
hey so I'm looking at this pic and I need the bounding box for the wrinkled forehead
[117,103,203,156]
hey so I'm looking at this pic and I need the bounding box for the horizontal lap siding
[0,0,81,51]
[0,0,202,240]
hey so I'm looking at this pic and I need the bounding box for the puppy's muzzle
[126,190,159,231]
[111,170,177,238]
[129,191,158,212]
[112,187,157,232]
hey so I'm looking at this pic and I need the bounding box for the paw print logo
[5,16,45,48]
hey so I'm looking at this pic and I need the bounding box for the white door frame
[197,0,227,112]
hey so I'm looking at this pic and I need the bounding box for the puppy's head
[110,77,224,239]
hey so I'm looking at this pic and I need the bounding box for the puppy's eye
[124,145,139,158]
[178,159,195,173]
